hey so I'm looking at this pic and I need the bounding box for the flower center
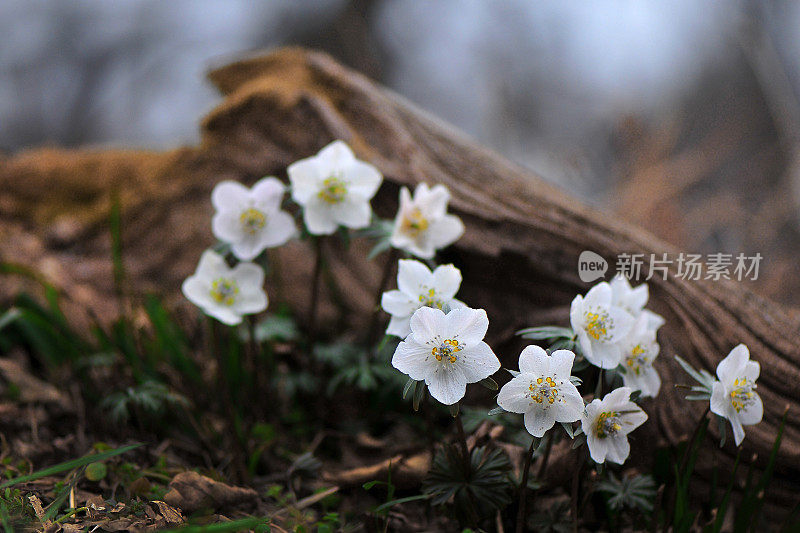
[239,208,267,234]
[401,207,429,237]
[595,411,622,438]
[624,344,648,376]
[584,309,612,341]
[432,339,463,363]
[210,278,239,306]
[528,376,559,405]
[730,377,757,413]
[318,176,348,204]
[418,287,444,309]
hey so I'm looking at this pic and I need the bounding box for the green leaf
[449,403,460,418]
[487,406,507,416]
[373,494,430,513]
[84,462,107,481]
[516,326,574,341]
[0,308,21,332]
[478,377,498,391]
[160,517,270,532]
[709,448,742,533]
[403,378,417,399]
[412,381,426,411]
[0,444,141,488]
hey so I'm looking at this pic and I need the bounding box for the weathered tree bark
[2,47,799,511]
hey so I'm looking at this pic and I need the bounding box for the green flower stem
[662,404,710,533]
[516,437,537,533]
[365,247,399,353]
[307,236,324,347]
[453,409,471,471]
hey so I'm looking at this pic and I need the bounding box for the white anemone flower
[211,177,297,261]
[581,387,648,464]
[381,259,466,338]
[389,183,465,259]
[710,344,762,446]
[619,315,661,398]
[181,250,268,326]
[570,282,635,369]
[288,140,382,235]
[496,346,584,437]
[609,275,665,331]
[392,306,500,405]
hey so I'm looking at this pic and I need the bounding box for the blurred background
[2,0,800,305]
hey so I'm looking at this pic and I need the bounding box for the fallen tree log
[1,47,799,511]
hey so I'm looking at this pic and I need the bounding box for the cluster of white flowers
[570,275,664,398]
[180,136,765,473]
[183,139,465,327]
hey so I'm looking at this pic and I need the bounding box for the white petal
[427,366,467,405]
[409,306,445,345]
[392,340,435,381]
[640,366,662,398]
[386,315,412,338]
[207,307,243,326]
[584,282,612,309]
[211,181,249,211]
[569,295,585,330]
[518,345,549,374]
[604,306,635,342]
[627,284,649,313]
[731,417,746,446]
[602,387,633,409]
[739,394,763,426]
[232,262,265,289]
[575,329,594,363]
[742,360,760,383]
[345,160,382,200]
[288,158,323,205]
[182,276,213,309]
[524,408,557,438]
[195,250,227,279]
[396,259,433,295]
[428,215,465,249]
[230,237,264,261]
[585,340,623,369]
[643,310,666,331]
[317,140,356,168]
[549,350,576,380]
[619,405,648,434]
[212,211,244,243]
[458,341,500,383]
[381,290,418,317]
[302,200,338,235]
[604,435,631,464]
[552,385,584,423]
[330,198,372,229]
[585,433,609,463]
[235,289,268,315]
[417,183,450,217]
[432,264,462,299]
[251,177,286,212]
[259,211,297,248]
[709,381,729,419]
[717,344,750,383]
[497,377,534,413]
[444,307,488,346]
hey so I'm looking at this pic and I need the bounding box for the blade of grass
[160,517,271,532]
[707,448,742,533]
[0,444,141,488]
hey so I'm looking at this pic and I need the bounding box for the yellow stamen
[318,176,347,204]
[210,278,239,306]
[239,208,267,234]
